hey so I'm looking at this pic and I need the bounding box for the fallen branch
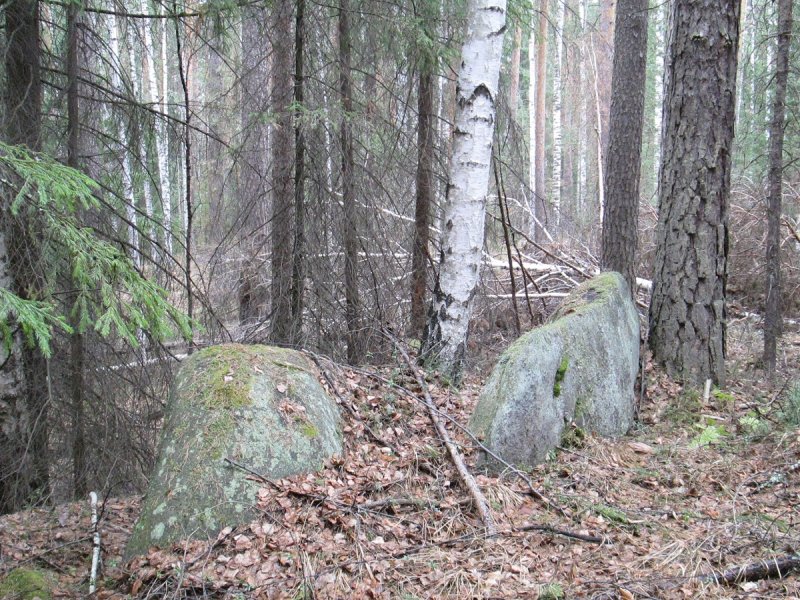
[382,330,497,535]
[698,554,800,585]
[345,362,566,516]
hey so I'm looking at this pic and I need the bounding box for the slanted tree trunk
[1,0,51,513]
[270,0,295,345]
[420,0,508,382]
[763,0,792,373]
[339,0,361,364]
[601,0,648,294]
[648,0,740,386]
[411,4,437,339]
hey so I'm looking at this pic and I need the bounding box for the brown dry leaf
[628,441,655,454]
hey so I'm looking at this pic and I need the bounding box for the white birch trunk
[551,1,565,228]
[125,14,155,257]
[140,0,174,255]
[109,15,140,268]
[421,0,508,380]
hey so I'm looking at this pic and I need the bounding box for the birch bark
[421,0,508,381]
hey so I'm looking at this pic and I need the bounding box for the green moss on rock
[0,568,55,600]
[127,344,342,558]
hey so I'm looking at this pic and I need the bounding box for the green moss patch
[0,568,55,600]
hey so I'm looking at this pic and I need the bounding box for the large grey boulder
[469,272,639,470]
[126,344,342,557]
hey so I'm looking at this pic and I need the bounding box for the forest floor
[1,320,799,599]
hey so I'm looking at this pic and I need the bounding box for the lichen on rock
[469,272,640,470]
[126,344,342,558]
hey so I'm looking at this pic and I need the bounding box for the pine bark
[763,0,792,372]
[648,0,740,386]
[601,0,648,294]
[421,0,508,382]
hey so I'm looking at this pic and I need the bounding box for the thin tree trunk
[577,0,588,219]
[763,0,792,372]
[649,0,740,385]
[139,0,173,257]
[528,23,537,235]
[411,7,437,339]
[596,0,615,155]
[66,0,87,499]
[551,1,565,229]
[174,12,194,347]
[340,0,361,363]
[534,0,549,240]
[601,0,649,294]
[109,14,140,269]
[291,0,306,344]
[508,26,522,123]
[421,0,508,382]
[237,9,269,327]
[270,0,295,345]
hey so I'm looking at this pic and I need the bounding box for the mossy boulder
[469,272,639,470]
[0,568,56,600]
[126,344,342,557]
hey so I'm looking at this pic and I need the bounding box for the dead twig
[698,554,800,585]
[382,329,497,535]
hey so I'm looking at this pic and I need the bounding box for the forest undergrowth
[1,321,798,599]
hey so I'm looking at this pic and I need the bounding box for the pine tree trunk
[270,0,296,344]
[421,0,507,382]
[601,0,649,294]
[649,0,740,385]
[763,0,792,372]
